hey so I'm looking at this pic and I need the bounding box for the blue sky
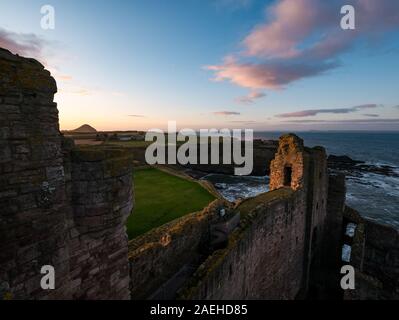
[1,0,399,131]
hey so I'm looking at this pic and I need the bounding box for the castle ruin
[0,48,133,299]
[0,48,397,300]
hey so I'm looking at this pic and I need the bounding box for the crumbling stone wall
[313,174,346,298]
[270,134,306,191]
[0,48,133,300]
[175,134,334,299]
[66,147,133,299]
[179,189,308,299]
[303,147,329,296]
[123,132,346,300]
[344,207,399,300]
[269,135,331,296]
[128,200,226,299]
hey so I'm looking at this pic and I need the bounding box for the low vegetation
[105,140,152,148]
[126,167,215,239]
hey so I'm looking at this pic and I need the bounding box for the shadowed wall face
[0,48,69,299]
[178,190,308,300]
[344,208,399,300]
[0,48,133,300]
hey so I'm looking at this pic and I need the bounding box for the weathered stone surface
[345,207,399,300]
[2,47,396,301]
[270,134,306,191]
[128,200,227,299]
[127,133,342,300]
[0,48,133,300]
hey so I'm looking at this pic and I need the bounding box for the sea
[203,131,399,229]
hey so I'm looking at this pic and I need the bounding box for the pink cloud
[284,118,399,124]
[236,90,266,104]
[276,104,378,118]
[243,0,332,59]
[243,0,399,61]
[207,0,399,94]
[0,28,47,61]
[213,111,241,116]
[207,59,337,90]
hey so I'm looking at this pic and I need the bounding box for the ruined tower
[0,48,133,300]
[269,134,330,296]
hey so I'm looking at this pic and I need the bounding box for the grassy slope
[127,167,215,239]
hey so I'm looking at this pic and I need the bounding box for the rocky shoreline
[180,141,399,180]
[327,155,399,178]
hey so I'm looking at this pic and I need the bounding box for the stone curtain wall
[316,174,346,298]
[268,134,332,296]
[179,189,308,299]
[0,48,133,300]
[302,147,329,295]
[175,134,337,299]
[128,200,224,299]
[67,147,133,299]
[0,48,70,299]
[344,208,399,300]
[176,135,330,299]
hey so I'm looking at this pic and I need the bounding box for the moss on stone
[178,188,298,299]
[237,187,294,216]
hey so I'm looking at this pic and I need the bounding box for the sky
[1,0,399,131]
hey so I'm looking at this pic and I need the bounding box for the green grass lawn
[126,167,215,239]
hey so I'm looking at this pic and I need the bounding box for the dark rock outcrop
[328,155,398,177]
[183,139,278,176]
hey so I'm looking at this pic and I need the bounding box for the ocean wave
[203,174,269,202]
[204,170,399,229]
[348,172,399,197]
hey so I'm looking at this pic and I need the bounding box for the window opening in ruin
[284,166,292,187]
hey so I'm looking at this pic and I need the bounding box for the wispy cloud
[0,28,48,62]
[58,85,91,96]
[363,114,379,117]
[229,120,257,123]
[128,114,146,118]
[283,118,399,124]
[56,74,73,82]
[213,111,241,116]
[236,90,266,104]
[206,0,399,95]
[276,104,378,118]
[207,57,337,90]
